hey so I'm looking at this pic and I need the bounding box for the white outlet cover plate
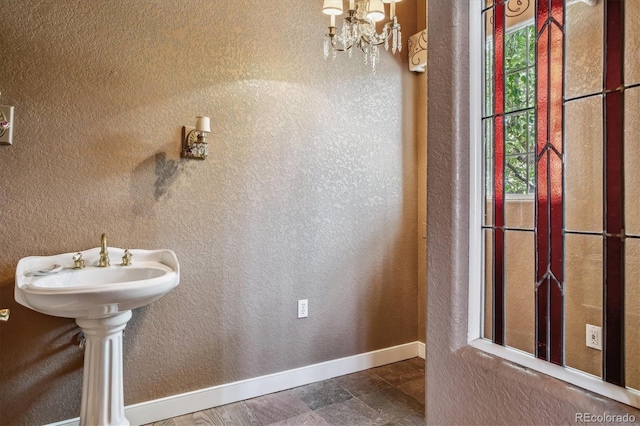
[586,324,602,350]
[298,299,308,318]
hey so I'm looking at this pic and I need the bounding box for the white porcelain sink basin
[15,243,180,425]
[15,247,180,319]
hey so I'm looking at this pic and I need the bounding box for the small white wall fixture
[408,29,427,73]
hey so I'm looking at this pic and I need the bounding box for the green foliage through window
[486,24,536,195]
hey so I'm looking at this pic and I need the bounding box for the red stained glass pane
[550,278,563,365]
[606,91,624,235]
[492,1,506,346]
[537,0,548,33]
[605,236,624,385]
[549,24,563,155]
[551,0,563,26]
[606,0,624,90]
[536,29,549,158]
[494,3,505,116]
[603,0,625,387]
[550,152,563,283]
[494,116,505,228]
[535,0,564,363]
[537,151,549,283]
[536,278,548,359]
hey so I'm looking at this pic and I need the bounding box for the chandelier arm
[329,37,357,52]
[360,34,387,47]
[383,21,395,31]
[345,16,370,25]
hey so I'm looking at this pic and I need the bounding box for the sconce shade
[323,0,343,15]
[367,0,386,22]
[196,116,211,133]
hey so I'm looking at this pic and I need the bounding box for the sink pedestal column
[76,310,132,426]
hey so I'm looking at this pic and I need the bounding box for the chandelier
[322,0,402,72]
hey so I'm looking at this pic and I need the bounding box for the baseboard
[418,341,425,359]
[49,341,421,426]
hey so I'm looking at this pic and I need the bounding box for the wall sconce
[182,116,211,160]
[408,29,427,73]
[0,92,14,146]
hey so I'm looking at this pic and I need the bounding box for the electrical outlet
[297,299,308,319]
[586,324,602,350]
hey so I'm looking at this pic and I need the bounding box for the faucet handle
[73,252,85,269]
[121,249,132,266]
[0,309,9,322]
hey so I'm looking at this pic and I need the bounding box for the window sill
[468,338,640,409]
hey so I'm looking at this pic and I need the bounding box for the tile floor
[150,357,425,426]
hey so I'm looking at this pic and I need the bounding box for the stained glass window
[480,0,638,392]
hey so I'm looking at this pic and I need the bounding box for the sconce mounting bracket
[181,126,208,160]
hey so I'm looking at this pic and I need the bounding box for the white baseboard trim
[49,341,421,426]
[418,341,425,359]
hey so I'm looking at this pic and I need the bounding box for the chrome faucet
[98,233,110,267]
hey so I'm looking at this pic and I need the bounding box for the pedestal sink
[15,245,180,426]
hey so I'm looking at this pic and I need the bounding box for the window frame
[467,0,640,409]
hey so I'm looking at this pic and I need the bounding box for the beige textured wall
[0,1,419,424]
[427,0,640,424]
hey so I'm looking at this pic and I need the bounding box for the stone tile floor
[150,357,425,426]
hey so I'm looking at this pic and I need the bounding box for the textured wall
[426,0,640,424]
[416,0,428,345]
[0,1,419,424]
